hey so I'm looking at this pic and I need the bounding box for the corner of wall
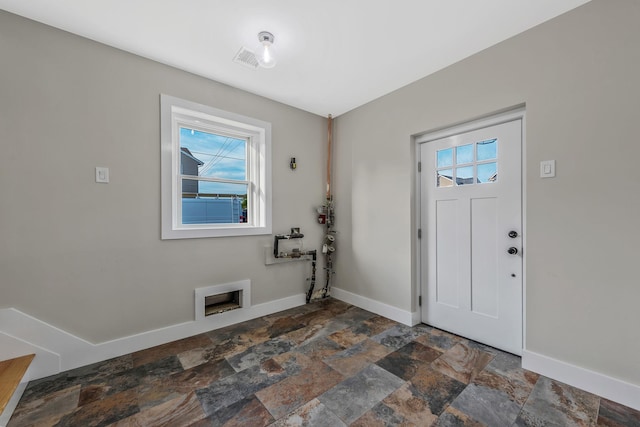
[331,287,415,326]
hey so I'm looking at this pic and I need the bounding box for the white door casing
[418,115,523,355]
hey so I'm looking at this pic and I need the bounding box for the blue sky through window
[180,127,246,180]
[478,162,497,183]
[180,127,247,195]
[456,144,474,164]
[477,138,497,161]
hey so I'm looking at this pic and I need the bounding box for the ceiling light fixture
[256,31,277,69]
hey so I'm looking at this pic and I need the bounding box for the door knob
[508,230,518,238]
[507,247,518,255]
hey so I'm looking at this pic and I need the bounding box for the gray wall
[2,0,639,388]
[0,11,326,342]
[334,0,640,385]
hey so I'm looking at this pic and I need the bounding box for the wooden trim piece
[0,354,35,413]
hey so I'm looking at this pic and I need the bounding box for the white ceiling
[0,0,591,117]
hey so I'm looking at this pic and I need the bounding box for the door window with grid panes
[436,138,497,188]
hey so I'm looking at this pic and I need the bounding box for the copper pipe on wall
[326,114,333,200]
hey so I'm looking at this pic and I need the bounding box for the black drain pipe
[273,231,317,303]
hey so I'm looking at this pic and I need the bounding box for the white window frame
[161,94,272,239]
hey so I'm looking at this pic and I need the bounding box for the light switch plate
[95,167,110,183]
[540,160,555,178]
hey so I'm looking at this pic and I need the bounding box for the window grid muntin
[436,138,498,187]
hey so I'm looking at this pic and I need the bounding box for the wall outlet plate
[540,160,555,178]
[95,167,110,183]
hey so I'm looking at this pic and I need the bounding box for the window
[436,138,497,187]
[161,94,271,239]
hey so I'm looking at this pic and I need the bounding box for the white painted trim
[413,136,423,325]
[0,332,60,379]
[522,350,640,411]
[194,279,251,321]
[160,94,272,239]
[520,111,528,352]
[411,310,421,326]
[331,287,418,326]
[0,364,31,427]
[414,106,526,144]
[0,293,305,380]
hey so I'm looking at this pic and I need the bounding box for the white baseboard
[522,350,640,411]
[0,332,60,379]
[331,287,418,326]
[0,293,305,380]
[5,292,639,413]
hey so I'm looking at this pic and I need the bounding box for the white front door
[419,117,523,355]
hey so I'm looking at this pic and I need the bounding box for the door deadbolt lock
[507,247,518,255]
[508,230,518,238]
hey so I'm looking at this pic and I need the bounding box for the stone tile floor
[9,298,640,426]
